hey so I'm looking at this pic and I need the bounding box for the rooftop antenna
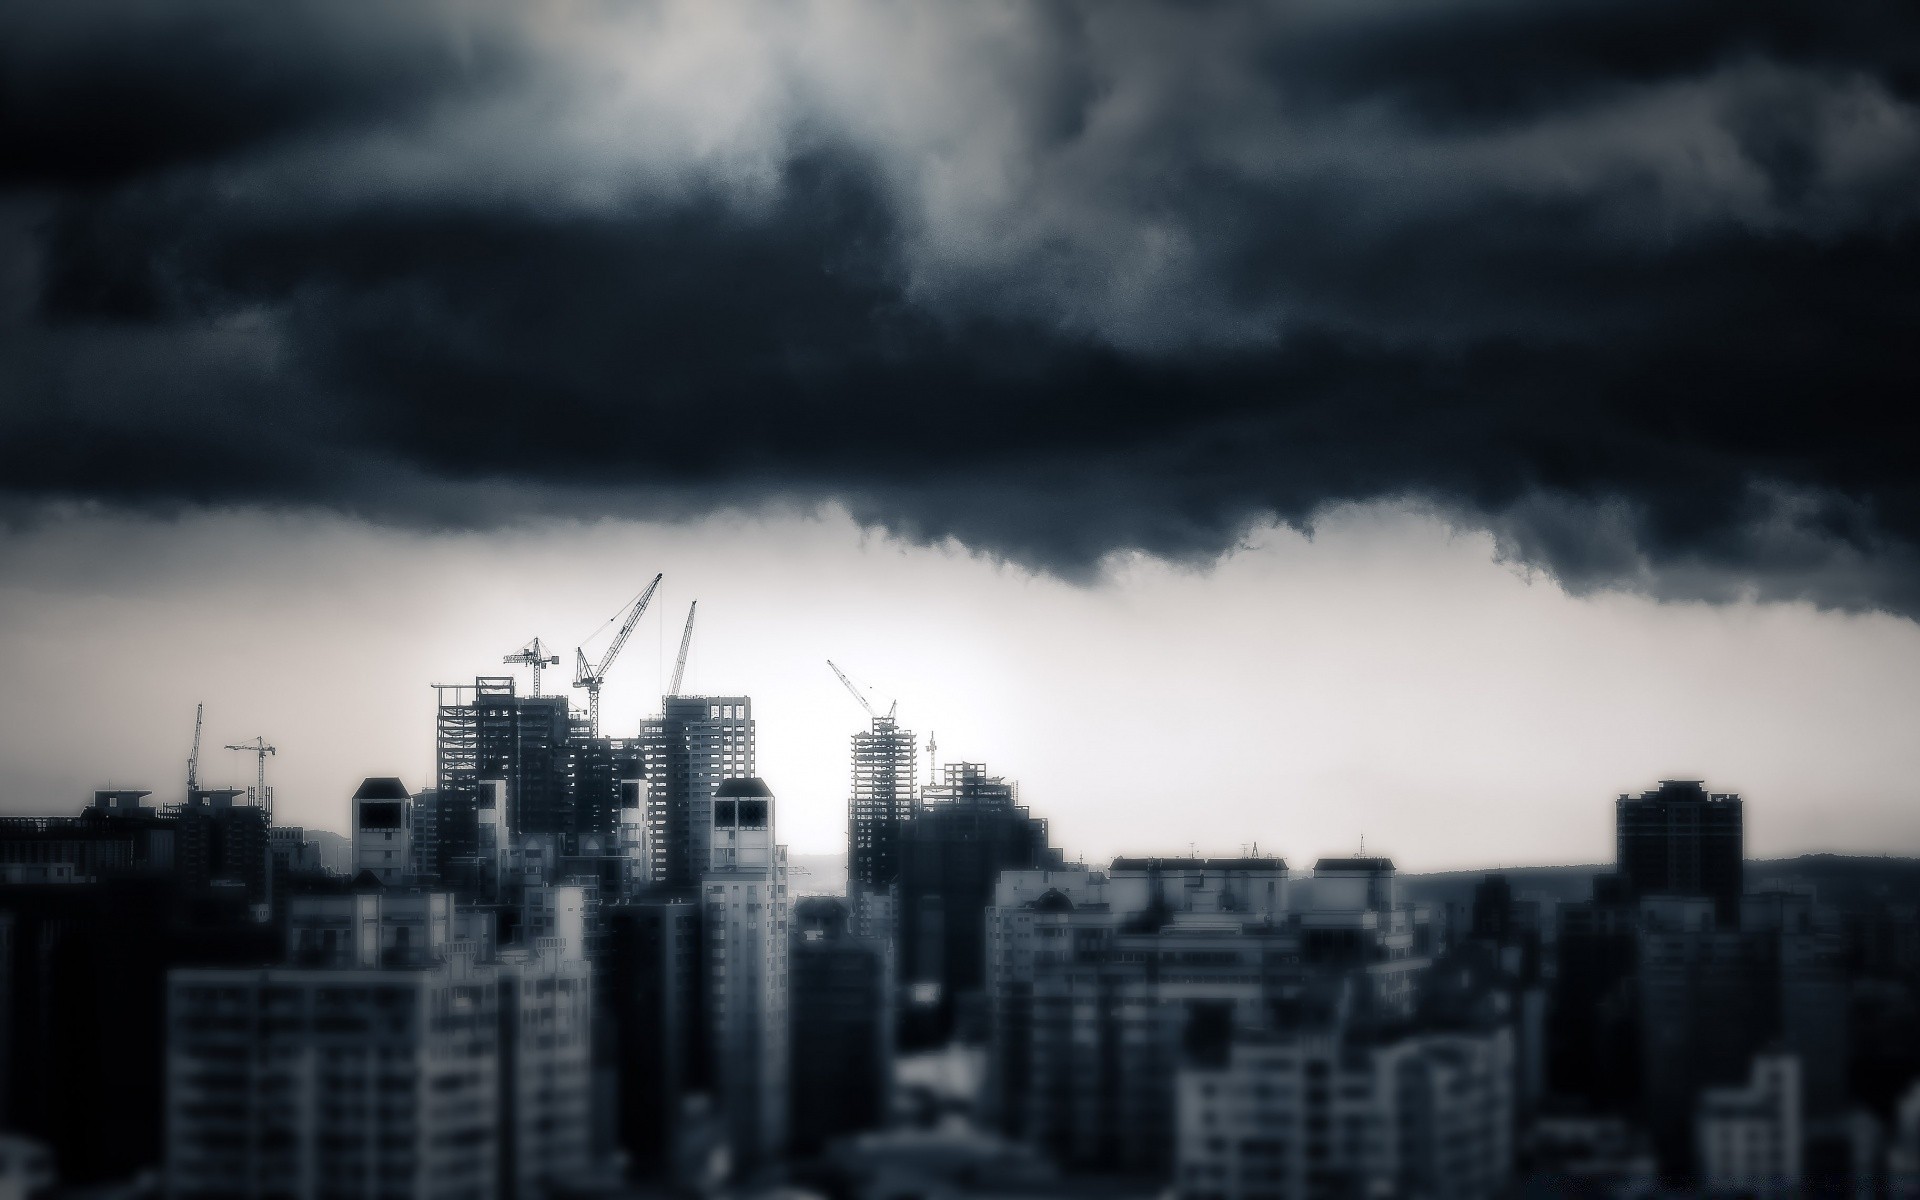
[926,731,938,786]
[503,638,561,697]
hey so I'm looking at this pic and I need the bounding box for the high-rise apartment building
[601,895,705,1179]
[846,714,916,907]
[166,889,590,1200]
[790,897,894,1155]
[1695,1053,1802,1199]
[1176,1025,1515,1200]
[898,762,1059,1039]
[701,776,789,1172]
[639,696,755,890]
[1616,779,1744,925]
[985,854,1441,1182]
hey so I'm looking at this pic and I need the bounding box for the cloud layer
[4,0,1919,611]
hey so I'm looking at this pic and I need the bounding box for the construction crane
[224,736,277,821]
[827,660,897,722]
[503,638,561,696]
[669,601,698,696]
[186,703,204,796]
[573,573,663,737]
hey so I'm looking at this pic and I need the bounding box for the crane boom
[594,574,663,681]
[827,660,877,720]
[573,572,664,736]
[669,601,698,696]
[187,703,204,794]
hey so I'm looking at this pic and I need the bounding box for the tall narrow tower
[848,714,917,895]
[702,776,790,1170]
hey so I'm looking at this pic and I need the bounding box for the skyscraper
[846,713,916,899]
[638,696,755,890]
[701,777,789,1171]
[1616,779,1744,925]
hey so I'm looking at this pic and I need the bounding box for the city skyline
[3,502,1917,871]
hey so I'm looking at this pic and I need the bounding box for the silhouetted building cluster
[4,652,1919,1200]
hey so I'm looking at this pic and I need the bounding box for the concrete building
[352,776,413,885]
[898,762,1060,1040]
[640,696,756,890]
[790,897,895,1156]
[1616,780,1743,927]
[0,790,176,880]
[177,787,273,911]
[1176,1025,1514,1200]
[701,776,790,1173]
[1696,1053,1802,1198]
[1890,1078,1920,1199]
[600,895,705,1180]
[166,889,591,1200]
[435,677,573,847]
[846,713,916,933]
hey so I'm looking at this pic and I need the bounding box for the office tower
[352,776,413,885]
[1695,1053,1802,1198]
[701,777,789,1172]
[846,713,916,915]
[436,677,573,843]
[639,695,755,889]
[789,897,894,1156]
[1616,779,1744,926]
[601,896,705,1180]
[1175,1025,1515,1200]
[167,890,591,1200]
[897,762,1060,1040]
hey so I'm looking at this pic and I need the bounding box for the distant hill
[303,829,353,876]
[1395,854,1920,914]
[789,852,847,897]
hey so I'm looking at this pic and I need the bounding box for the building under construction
[429,676,641,887]
[847,714,917,897]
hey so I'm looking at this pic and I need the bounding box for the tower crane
[186,702,204,797]
[827,660,897,722]
[503,638,561,696]
[573,573,663,737]
[224,736,277,821]
[669,601,698,696]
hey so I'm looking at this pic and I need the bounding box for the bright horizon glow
[2,501,1917,873]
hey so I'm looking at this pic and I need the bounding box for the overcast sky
[4,1,1918,868]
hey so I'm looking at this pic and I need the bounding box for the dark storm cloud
[3,1,1919,613]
